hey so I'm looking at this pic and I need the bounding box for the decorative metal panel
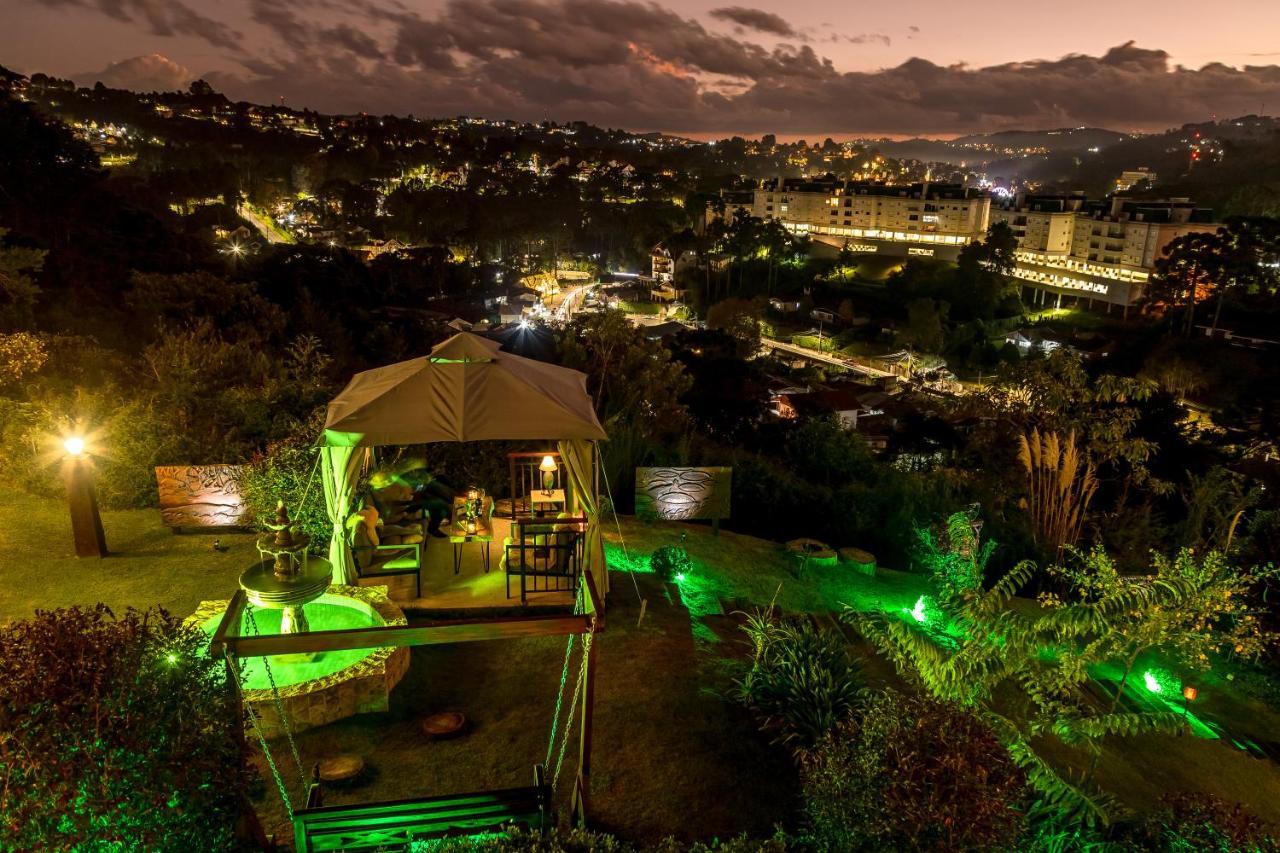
[635,467,732,521]
[154,464,251,528]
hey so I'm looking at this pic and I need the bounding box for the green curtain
[321,444,369,584]
[557,439,608,599]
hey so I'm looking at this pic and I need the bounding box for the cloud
[708,6,796,38]
[27,0,1280,136]
[80,54,194,92]
[38,0,242,50]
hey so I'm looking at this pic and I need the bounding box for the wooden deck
[365,514,576,613]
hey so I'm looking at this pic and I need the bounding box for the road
[763,337,896,379]
[547,283,593,321]
[236,203,293,245]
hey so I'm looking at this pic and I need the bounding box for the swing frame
[210,568,605,850]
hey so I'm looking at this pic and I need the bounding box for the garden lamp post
[63,436,107,558]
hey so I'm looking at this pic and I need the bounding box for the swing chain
[224,647,294,822]
[245,608,309,794]
[544,585,585,769]
[552,627,593,791]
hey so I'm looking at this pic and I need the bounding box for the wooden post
[64,457,107,557]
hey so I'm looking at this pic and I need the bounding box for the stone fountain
[239,501,332,634]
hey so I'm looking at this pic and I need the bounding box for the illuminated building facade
[752,178,990,260]
[992,194,1222,309]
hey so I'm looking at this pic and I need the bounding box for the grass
[9,496,1280,840]
[615,300,662,315]
[0,495,254,624]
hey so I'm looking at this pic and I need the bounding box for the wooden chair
[503,515,585,603]
[346,512,422,598]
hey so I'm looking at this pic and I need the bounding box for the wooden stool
[318,754,365,784]
[421,711,468,740]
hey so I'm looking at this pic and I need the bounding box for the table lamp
[539,454,557,496]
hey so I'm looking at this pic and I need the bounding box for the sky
[4,0,1280,137]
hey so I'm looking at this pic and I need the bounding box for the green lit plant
[914,507,993,597]
[0,605,254,851]
[239,406,329,551]
[734,610,863,746]
[650,536,693,583]
[849,513,1220,830]
[800,690,1029,852]
[1039,546,1277,714]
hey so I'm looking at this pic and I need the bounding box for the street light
[62,434,107,558]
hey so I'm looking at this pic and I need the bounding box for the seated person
[368,459,457,538]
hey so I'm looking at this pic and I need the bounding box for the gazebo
[209,333,610,847]
[318,332,609,599]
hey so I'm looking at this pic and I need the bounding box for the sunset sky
[5,0,1280,136]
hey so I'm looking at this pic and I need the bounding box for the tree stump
[785,538,838,568]
[318,754,365,784]
[838,547,877,576]
[421,711,468,740]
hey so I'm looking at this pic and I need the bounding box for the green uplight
[1143,670,1162,693]
[166,652,178,664]
[675,572,686,583]
[908,595,928,624]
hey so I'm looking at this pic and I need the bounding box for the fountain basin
[191,584,410,737]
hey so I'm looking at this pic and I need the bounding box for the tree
[705,297,764,357]
[1150,230,1235,336]
[0,606,254,850]
[0,229,45,330]
[901,297,946,353]
[557,310,690,430]
[1040,546,1276,713]
[851,515,1194,828]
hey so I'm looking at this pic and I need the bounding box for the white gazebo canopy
[322,332,605,447]
[318,333,608,597]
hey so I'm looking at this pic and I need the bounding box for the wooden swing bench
[293,765,551,852]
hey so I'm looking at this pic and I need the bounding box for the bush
[0,606,254,851]
[735,613,863,745]
[1118,793,1279,852]
[651,543,693,582]
[239,406,329,550]
[800,690,1028,852]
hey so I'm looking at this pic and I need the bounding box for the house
[640,320,687,341]
[1004,328,1062,355]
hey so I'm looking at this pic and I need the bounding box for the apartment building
[993,194,1221,309]
[751,178,991,260]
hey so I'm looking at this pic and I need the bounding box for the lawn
[9,497,1280,842]
[0,494,254,624]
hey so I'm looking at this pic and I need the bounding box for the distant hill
[1024,116,1280,215]
[950,127,1133,151]
[870,127,1132,170]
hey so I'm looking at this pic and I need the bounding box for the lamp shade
[539,455,558,472]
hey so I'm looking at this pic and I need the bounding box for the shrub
[651,543,693,582]
[1119,793,1279,852]
[0,606,254,851]
[800,690,1028,852]
[735,612,863,745]
[239,406,329,550]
